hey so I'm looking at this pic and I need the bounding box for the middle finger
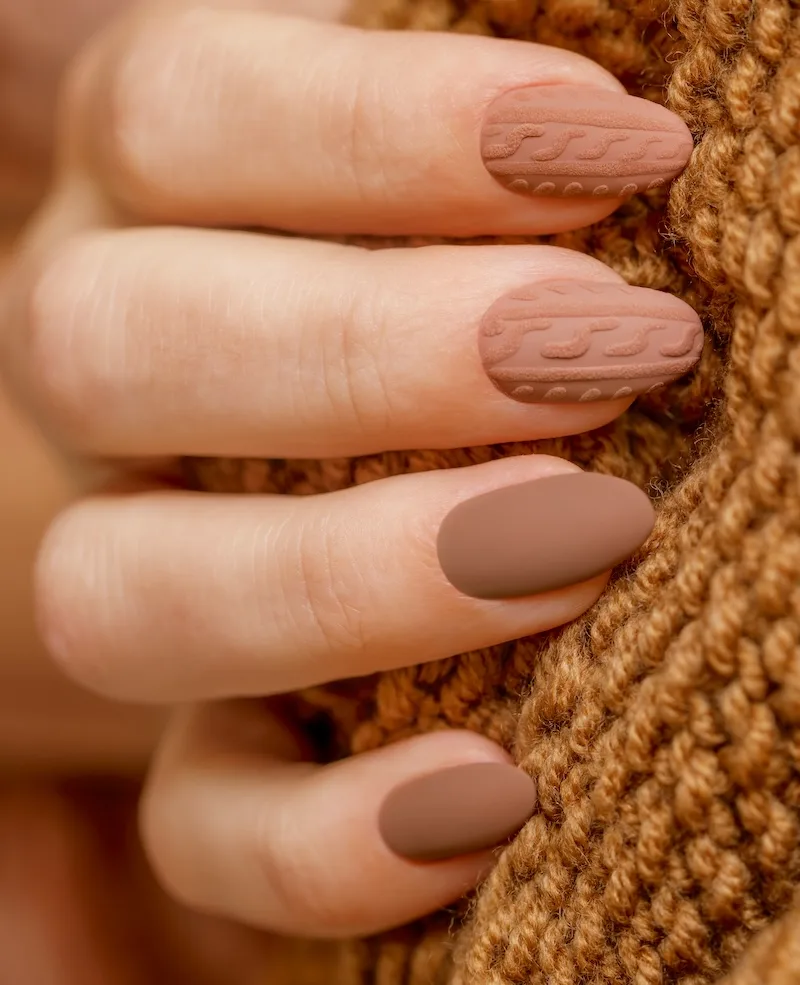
[35,457,655,703]
[11,229,703,458]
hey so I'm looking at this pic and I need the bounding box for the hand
[0,0,347,774]
[0,0,701,939]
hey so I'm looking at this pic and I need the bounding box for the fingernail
[437,472,654,600]
[481,85,693,199]
[480,280,703,404]
[379,763,536,862]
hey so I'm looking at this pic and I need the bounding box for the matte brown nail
[480,279,703,404]
[379,763,536,862]
[481,85,693,199]
[437,472,655,600]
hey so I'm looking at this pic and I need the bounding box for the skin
[0,0,685,956]
[0,0,167,776]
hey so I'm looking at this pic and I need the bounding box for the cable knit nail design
[480,280,703,403]
[481,86,694,198]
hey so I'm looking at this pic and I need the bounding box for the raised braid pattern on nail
[184,0,800,981]
[479,281,703,402]
[481,87,694,198]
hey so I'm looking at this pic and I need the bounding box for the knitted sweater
[188,0,800,981]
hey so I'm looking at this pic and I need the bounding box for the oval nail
[480,279,703,404]
[379,763,537,862]
[437,472,655,600]
[481,85,694,199]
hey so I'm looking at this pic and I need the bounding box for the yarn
[187,0,800,981]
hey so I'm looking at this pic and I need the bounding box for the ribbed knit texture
[187,0,800,981]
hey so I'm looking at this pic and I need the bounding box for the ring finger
[35,455,655,703]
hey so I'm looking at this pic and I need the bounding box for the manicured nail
[480,279,703,404]
[481,85,693,199]
[437,472,654,600]
[378,763,536,862]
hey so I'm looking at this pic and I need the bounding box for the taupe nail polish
[378,763,536,862]
[480,279,703,404]
[481,85,694,199]
[437,473,655,600]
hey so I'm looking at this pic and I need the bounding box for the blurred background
[0,4,248,981]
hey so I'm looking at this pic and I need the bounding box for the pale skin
[1,0,670,950]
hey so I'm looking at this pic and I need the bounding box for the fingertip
[262,730,530,935]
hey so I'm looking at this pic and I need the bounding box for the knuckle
[341,68,385,202]
[24,235,117,447]
[332,47,439,199]
[138,711,211,913]
[34,503,113,694]
[290,518,371,664]
[100,8,218,209]
[336,57,397,207]
[254,803,357,935]
[139,780,204,914]
[327,273,396,436]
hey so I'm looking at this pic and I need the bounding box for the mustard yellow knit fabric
[189,0,800,981]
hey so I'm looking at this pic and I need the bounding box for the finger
[4,229,703,458]
[142,703,536,937]
[36,456,654,703]
[68,8,693,235]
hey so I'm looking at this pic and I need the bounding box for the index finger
[68,7,693,236]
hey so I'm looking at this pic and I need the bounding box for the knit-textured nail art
[480,280,703,403]
[481,85,694,199]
